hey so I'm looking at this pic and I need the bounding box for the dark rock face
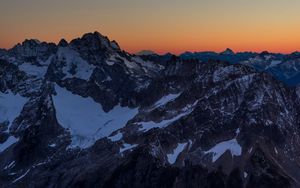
[9,39,57,62]
[246,149,291,188]
[0,59,27,93]
[0,32,300,187]
[58,39,68,47]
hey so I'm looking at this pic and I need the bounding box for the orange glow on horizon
[2,31,300,55]
[1,0,300,55]
[1,31,300,55]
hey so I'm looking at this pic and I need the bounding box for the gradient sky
[1,0,300,54]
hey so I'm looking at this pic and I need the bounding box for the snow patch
[102,75,112,82]
[205,138,242,162]
[154,93,181,108]
[58,47,95,80]
[138,110,192,132]
[120,143,138,153]
[0,91,28,129]
[0,136,19,152]
[52,85,138,148]
[167,142,188,164]
[121,57,138,69]
[249,118,257,124]
[266,60,282,69]
[138,101,197,132]
[18,63,48,77]
[265,120,273,126]
[4,161,15,170]
[213,66,240,82]
[34,161,47,167]
[132,56,164,72]
[108,132,123,142]
[12,169,30,183]
[49,143,56,148]
[106,55,117,65]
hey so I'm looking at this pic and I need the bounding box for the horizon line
[1,34,299,56]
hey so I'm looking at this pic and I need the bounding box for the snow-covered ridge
[138,100,198,132]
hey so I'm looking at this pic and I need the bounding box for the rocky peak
[58,39,68,47]
[220,48,235,55]
[110,40,120,50]
[70,31,120,53]
[9,39,57,60]
[260,51,270,56]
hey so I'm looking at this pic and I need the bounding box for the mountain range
[1,31,300,188]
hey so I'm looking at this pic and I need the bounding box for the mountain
[136,50,157,56]
[1,31,300,187]
[177,50,300,86]
[220,48,235,55]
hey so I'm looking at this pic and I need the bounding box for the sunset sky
[1,0,300,54]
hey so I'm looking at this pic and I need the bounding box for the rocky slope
[0,32,300,188]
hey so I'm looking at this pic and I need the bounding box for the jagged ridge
[0,32,300,188]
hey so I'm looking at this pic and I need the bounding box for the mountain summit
[220,48,235,55]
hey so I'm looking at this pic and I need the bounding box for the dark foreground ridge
[0,31,300,187]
